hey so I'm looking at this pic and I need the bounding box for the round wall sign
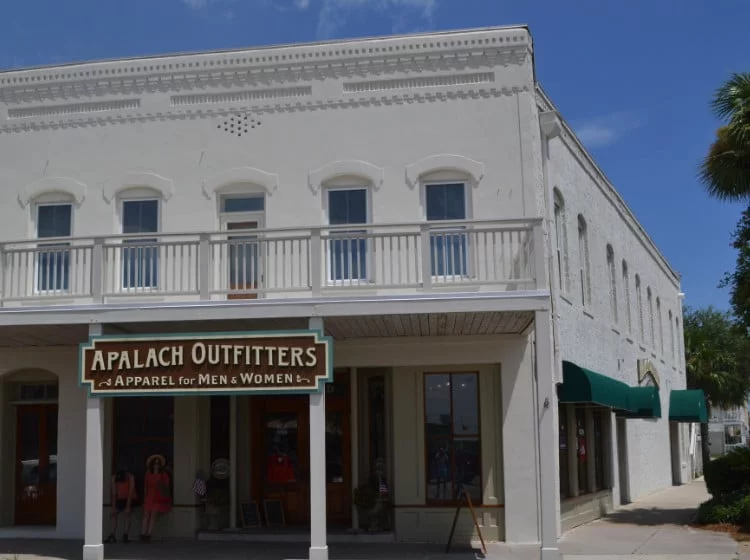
[211,458,230,480]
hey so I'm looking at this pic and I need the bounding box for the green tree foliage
[683,306,750,465]
[699,72,750,202]
[721,207,750,330]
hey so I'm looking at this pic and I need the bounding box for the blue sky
[1,0,748,311]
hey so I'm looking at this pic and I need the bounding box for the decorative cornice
[103,172,175,203]
[18,176,87,207]
[8,99,140,120]
[0,86,527,134]
[202,166,279,199]
[535,84,682,285]
[308,160,384,194]
[171,86,311,107]
[405,154,485,189]
[343,72,494,94]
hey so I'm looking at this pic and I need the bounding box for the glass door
[226,221,262,299]
[15,404,58,526]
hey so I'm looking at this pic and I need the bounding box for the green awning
[620,386,662,419]
[558,361,632,412]
[669,389,708,423]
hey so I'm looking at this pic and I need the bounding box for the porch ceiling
[324,311,534,339]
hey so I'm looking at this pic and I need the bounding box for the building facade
[708,406,749,456]
[0,26,704,560]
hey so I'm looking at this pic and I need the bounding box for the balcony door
[15,404,58,526]
[220,195,265,300]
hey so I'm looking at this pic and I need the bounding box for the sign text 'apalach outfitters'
[79,331,332,397]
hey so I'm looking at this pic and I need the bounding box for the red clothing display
[267,453,295,483]
[144,471,171,513]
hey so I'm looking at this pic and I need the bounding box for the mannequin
[104,465,136,543]
[141,454,171,541]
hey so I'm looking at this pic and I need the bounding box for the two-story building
[0,26,706,560]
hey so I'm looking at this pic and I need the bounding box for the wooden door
[227,220,261,300]
[250,371,352,528]
[253,396,310,525]
[15,404,58,525]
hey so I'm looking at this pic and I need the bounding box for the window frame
[423,180,472,280]
[669,310,675,362]
[606,245,618,324]
[577,215,591,307]
[647,287,655,349]
[553,189,569,293]
[657,297,664,355]
[34,201,74,294]
[636,275,644,341]
[324,185,371,285]
[119,197,161,291]
[423,370,482,505]
[217,192,267,295]
[622,261,632,334]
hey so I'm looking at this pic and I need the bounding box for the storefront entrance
[15,404,58,526]
[251,370,351,527]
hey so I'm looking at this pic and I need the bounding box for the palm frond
[699,126,750,201]
[711,72,750,122]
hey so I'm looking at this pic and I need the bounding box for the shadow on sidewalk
[599,506,697,526]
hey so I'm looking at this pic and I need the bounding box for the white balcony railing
[0,219,544,306]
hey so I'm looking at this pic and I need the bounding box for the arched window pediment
[405,154,484,190]
[202,167,278,199]
[104,172,174,203]
[18,176,87,207]
[308,160,384,194]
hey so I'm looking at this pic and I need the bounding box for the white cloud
[574,111,644,149]
[316,0,438,39]
[295,0,311,8]
[181,0,210,8]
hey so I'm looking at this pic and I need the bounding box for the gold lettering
[290,348,304,367]
[233,346,244,365]
[264,374,275,384]
[145,348,159,369]
[252,346,262,366]
[108,352,120,370]
[265,346,275,366]
[172,345,184,366]
[158,347,171,367]
[305,347,317,367]
[285,373,293,384]
[208,345,220,365]
[91,350,106,372]
[115,375,125,387]
[221,345,233,364]
[118,352,131,370]
[133,350,144,369]
[198,373,211,385]
[277,347,289,367]
[192,343,206,365]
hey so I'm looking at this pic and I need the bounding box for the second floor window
[607,245,617,323]
[623,261,632,333]
[577,215,591,306]
[636,275,644,341]
[122,199,159,289]
[327,188,367,282]
[553,189,569,292]
[426,183,467,277]
[36,204,72,292]
[647,288,655,348]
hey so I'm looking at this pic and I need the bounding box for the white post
[83,323,104,560]
[230,395,237,530]
[309,317,328,560]
[350,368,359,531]
[534,310,561,560]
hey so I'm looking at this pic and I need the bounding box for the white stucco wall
[543,110,687,501]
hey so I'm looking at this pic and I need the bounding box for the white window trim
[33,201,74,295]
[623,261,632,335]
[422,179,474,281]
[116,197,162,293]
[607,245,618,324]
[636,275,644,341]
[553,189,569,294]
[577,216,591,308]
[323,185,372,286]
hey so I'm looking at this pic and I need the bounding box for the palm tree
[699,72,750,201]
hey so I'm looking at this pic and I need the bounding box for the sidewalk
[560,479,748,560]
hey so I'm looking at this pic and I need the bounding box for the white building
[0,26,706,560]
[708,406,749,456]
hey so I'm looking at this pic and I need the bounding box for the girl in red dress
[141,454,171,542]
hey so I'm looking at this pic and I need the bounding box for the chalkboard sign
[240,502,261,529]
[263,499,286,527]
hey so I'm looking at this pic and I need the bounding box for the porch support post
[350,367,359,531]
[535,310,561,560]
[83,323,104,560]
[229,395,238,529]
[309,317,328,560]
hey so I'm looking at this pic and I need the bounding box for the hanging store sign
[79,330,332,397]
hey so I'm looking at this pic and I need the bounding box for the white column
[350,368,359,531]
[534,310,561,560]
[83,323,104,560]
[309,317,328,560]
[230,395,238,530]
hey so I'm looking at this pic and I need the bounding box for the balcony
[0,219,544,308]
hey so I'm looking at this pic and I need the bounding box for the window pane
[265,413,299,484]
[326,411,344,484]
[451,374,478,435]
[222,196,265,213]
[123,200,158,234]
[329,189,367,225]
[329,234,367,281]
[426,184,466,221]
[427,438,452,502]
[454,437,481,503]
[425,374,451,438]
[37,205,72,238]
[430,230,468,276]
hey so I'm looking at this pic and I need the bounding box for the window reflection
[326,411,344,484]
[424,372,481,504]
[265,413,299,484]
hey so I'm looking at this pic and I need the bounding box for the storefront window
[575,407,589,494]
[593,410,606,490]
[558,404,569,498]
[424,372,481,504]
[113,397,174,504]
